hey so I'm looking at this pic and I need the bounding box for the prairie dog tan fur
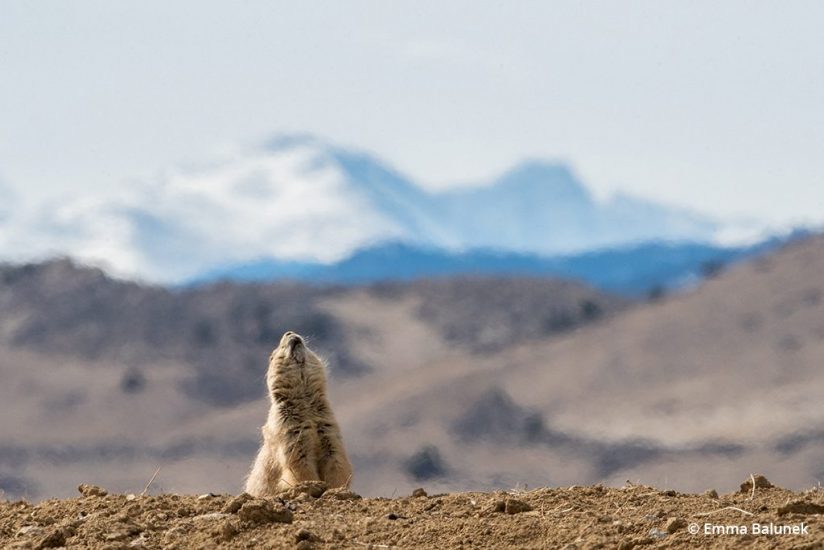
[245,331,352,496]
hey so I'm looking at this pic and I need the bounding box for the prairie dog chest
[271,371,329,427]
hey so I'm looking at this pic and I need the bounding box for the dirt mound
[1,478,822,549]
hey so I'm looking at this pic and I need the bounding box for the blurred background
[1,1,823,500]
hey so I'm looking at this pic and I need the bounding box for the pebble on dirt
[237,499,294,525]
[77,484,108,497]
[504,498,533,514]
[739,474,773,493]
[665,517,687,533]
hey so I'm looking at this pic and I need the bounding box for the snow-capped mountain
[432,162,717,254]
[2,135,724,282]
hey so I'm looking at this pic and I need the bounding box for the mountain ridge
[0,134,732,282]
[190,237,791,295]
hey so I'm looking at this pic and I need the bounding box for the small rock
[291,492,316,504]
[665,517,687,534]
[17,526,46,537]
[282,481,328,499]
[125,494,137,501]
[504,498,533,514]
[104,529,135,542]
[163,525,188,544]
[295,529,320,542]
[222,493,253,514]
[128,534,147,548]
[216,519,239,542]
[193,512,232,522]
[213,519,239,542]
[777,500,824,516]
[34,528,66,550]
[703,489,719,499]
[619,537,655,549]
[321,487,361,500]
[197,493,217,500]
[296,541,314,550]
[660,490,677,497]
[739,474,773,493]
[411,488,427,498]
[33,516,56,526]
[78,484,108,497]
[386,513,399,520]
[237,499,294,525]
[648,528,667,539]
[486,500,506,514]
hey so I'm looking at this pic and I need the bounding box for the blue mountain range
[191,237,793,296]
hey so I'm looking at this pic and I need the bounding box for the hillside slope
[337,235,824,495]
[0,262,622,500]
[0,237,822,501]
[329,237,824,495]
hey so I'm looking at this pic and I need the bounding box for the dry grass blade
[140,467,161,497]
[548,504,576,514]
[694,506,754,517]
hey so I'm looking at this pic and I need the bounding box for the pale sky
[1,0,823,228]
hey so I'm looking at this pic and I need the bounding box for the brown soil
[1,478,822,549]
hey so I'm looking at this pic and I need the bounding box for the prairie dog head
[267,331,325,394]
[277,331,308,364]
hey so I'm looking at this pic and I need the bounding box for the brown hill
[0,260,623,500]
[326,236,824,496]
[1,236,822,502]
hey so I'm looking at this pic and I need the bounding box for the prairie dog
[245,331,352,496]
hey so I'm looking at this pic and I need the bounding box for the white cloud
[0,141,406,282]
